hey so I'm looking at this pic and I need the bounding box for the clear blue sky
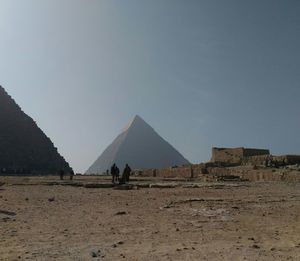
[1,0,299,173]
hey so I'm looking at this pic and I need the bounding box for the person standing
[70,169,74,180]
[115,165,120,183]
[110,163,116,184]
[59,169,64,180]
[123,164,132,183]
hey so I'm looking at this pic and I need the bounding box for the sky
[0,0,299,173]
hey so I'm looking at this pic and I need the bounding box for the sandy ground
[1,176,300,261]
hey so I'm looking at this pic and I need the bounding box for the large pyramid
[86,115,190,174]
[0,86,70,175]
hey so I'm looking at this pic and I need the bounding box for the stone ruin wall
[135,164,207,179]
[243,155,300,167]
[283,155,300,165]
[210,147,244,165]
[205,166,300,182]
[135,166,192,179]
[243,148,270,157]
[135,161,300,182]
[211,147,270,165]
[242,155,270,166]
[134,148,300,182]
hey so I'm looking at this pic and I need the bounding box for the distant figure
[190,166,194,178]
[121,164,132,184]
[110,163,117,184]
[115,166,120,182]
[59,169,64,180]
[266,156,272,167]
[282,158,286,166]
[70,169,74,180]
[106,169,109,176]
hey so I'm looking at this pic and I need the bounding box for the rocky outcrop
[0,86,70,175]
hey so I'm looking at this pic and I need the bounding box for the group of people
[59,169,74,180]
[58,164,132,185]
[110,163,131,184]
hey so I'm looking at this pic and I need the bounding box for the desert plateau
[1,175,300,261]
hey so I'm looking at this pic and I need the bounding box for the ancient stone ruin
[210,147,270,166]
[135,146,300,182]
[0,86,70,175]
[211,147,300,167]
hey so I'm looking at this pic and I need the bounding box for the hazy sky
[1,0,299,173]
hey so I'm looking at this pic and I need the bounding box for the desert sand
[1,176,300,261]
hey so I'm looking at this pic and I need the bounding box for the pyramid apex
[122,115,144,132]
[133,114,144,121]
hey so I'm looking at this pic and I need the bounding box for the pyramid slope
[0,86,70,175]
[86,115,190,174]
[85,130,129,174]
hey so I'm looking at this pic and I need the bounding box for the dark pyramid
[86,115,190,174]
[0,86,70,175]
